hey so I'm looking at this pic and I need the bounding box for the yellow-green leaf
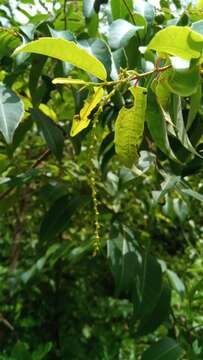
[13,38,107,81]
[70,87,104,137]
[53,78,88,86]
[152,78,171,109]
[114,86,147,168]
[148,26,203,60]
[39,103,58,122]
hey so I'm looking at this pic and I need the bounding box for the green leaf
[31,109,64,160]
[115,86,147,168]
[48,26,76,42]
[141,337,184,360]
[40,195,83,241]
[110,0,133,20]
[134,253,162,317]
[0,84,24,144]
[0,27,21,59]
[156,175,181,202]
[13,38,107,80]
[29,55,47,106]
[148,26,203,60]
[180,188,203,201]
[165,64,200,97]
[134,0,155,24]
[152,78,171,109]
[86,13,99,37]
[170,95,199,156]
[71,87,104,137]
[146,90,178,162]
[187,85,201,130]
[32,342,53,360]
[192,20,203,35]
[107,226,139,294]
[83,0,95,18]
[136,284,171,337]
[167,270,185,295]
[11,342,31,360]
[53,78,87,86]
[78,38,112,78]
[195,0,203,11]
[108,20,143,49]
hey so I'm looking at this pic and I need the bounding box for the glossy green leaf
[134,0,155,24]
[192,20,203,36]
[187,85,201,130]
[170,95,199,156]
[0,84,24,144]
[83,0,95,18]
[108,20,143,49]
[136,285,171,337]
[32,109,64,160]
[165,64,200,97]
[146,90,178,161]
[71,87,104,137]
[142,337,184,360]
[78,38,112,77]
[40,195,81,241]
[148,26,203,60]
[107,227,139,294]
[134,253,162,317]
[115,86,147,168]
[48,26,76,42]
[13,38,107,80]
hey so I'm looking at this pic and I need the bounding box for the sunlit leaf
[71,87,104,137]
[13,38,107,80]
[110,0,133,20]
[148,26,203,60]
[53,78,87,86]
[115,86,147,168]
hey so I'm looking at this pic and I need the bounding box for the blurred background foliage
[0,0,202,359]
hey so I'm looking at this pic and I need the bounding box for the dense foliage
[0,0,203,359]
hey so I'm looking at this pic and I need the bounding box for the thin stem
[61,64,172,89]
